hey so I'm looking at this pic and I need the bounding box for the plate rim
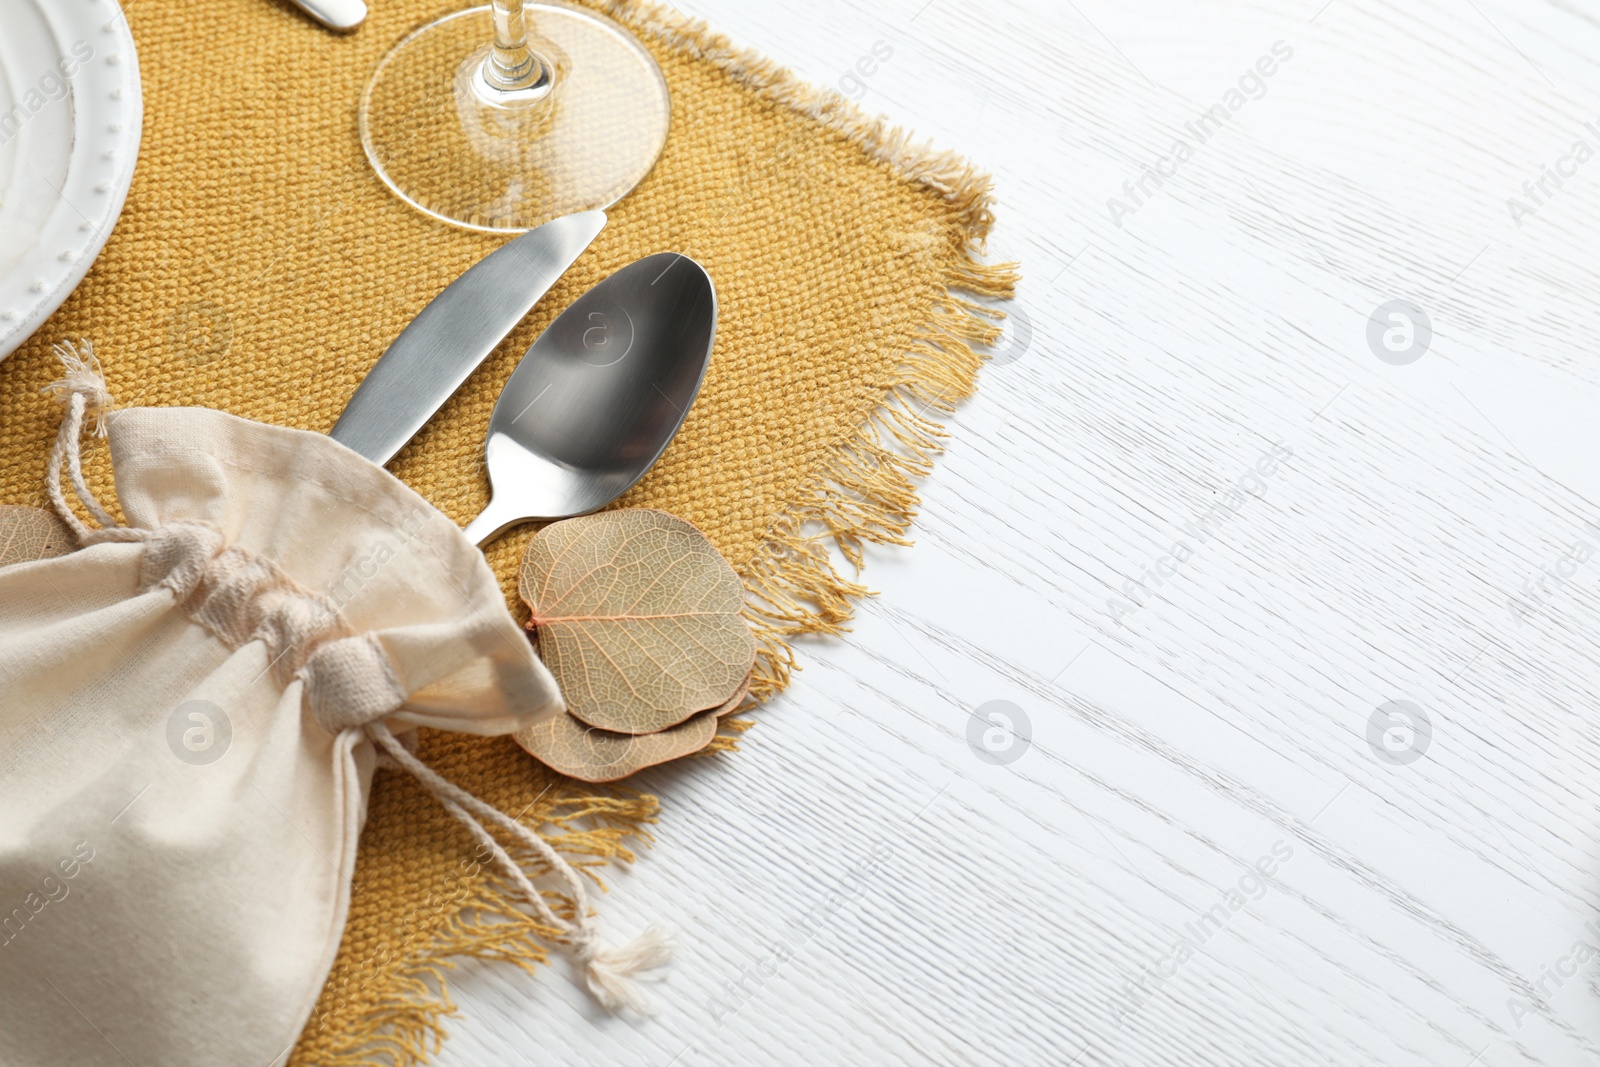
[0,0,142,363]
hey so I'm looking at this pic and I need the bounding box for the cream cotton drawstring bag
[0,345,671,1067]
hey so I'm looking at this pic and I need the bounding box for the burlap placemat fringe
[740,272,1015,698]
[597,2,1024,699]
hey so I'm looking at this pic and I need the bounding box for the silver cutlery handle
[287,0,366,32]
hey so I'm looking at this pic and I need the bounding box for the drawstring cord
[367,720,672,1013]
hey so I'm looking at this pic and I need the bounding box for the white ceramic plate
[0,0,141,362]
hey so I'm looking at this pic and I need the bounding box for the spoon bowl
[464,253,717,545]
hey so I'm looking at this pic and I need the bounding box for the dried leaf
[712,672,752,717]
[520,509,756,734]
[0,506,75,568]
[515,710,718,783]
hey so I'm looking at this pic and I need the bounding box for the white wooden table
[440,1,1600,1063]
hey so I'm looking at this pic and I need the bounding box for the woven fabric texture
[0,1,1014,1061]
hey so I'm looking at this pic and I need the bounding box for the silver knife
[331,210,606,465]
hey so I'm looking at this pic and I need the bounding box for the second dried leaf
[0,506,75,569]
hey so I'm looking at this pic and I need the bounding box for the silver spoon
[463,253,717,546]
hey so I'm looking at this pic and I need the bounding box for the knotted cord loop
[42,340,132,541]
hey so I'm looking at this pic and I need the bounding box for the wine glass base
[360,3,671,233]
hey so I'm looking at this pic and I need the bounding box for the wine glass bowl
[360,1,670,233]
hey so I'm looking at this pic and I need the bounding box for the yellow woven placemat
[0,0,1014,1061]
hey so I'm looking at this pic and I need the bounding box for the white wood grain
[430,1,1600,1064]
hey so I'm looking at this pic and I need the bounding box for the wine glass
[360,0,670,233]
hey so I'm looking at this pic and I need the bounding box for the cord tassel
[41,337,115,436]
[365,720,672,1013]
[573,925,674,1014]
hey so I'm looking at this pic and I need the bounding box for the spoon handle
[462,495,528,548]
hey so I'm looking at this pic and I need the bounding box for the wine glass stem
[487,0,551,92]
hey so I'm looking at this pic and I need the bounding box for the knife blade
[330,210,606,466]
